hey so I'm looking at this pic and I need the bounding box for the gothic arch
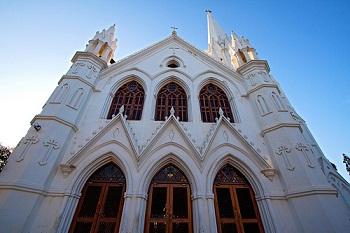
[154,79,189,121]
[58,153,133,233]
[106,78,146,120]
[197,77,240,122]
[138,153,200,196]
[256,95,270,116]
[204,154,276,233]
[160,55,186,68]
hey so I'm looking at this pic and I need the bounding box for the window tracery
[199,83,234,122]
[154,82,188,121]
[107,80,145,120]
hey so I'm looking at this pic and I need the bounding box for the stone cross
[276,145,294,171]
[295,143,314,168]
[39,139,59,166]
[16,135,39,162]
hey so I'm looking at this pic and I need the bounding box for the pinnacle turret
[85,24,117,63]
[206,11,258,70]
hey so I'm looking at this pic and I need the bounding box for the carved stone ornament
[275,145,295,171]
[86,64,97,79]
[16,135,39,162]
[39,139,60,166]
[261,168,277,181]
[71,62,85,74]
[169,129,175,141]
[60,164,76,177]
[295,143,315,168]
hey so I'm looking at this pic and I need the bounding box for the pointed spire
[206,10,228,47]
[206,11,232,67]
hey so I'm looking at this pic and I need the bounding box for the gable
[99,34,245,87]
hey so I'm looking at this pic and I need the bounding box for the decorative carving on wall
[295,143,315,168]
[275,145,294,171]
[39,139,60,166]
[59,164,76,177]
[113,127,120,138]
[222,130,229,142]
[71,62,85,74]
[16,135,39,162]
[169,129,175,141]
[86,64,97,79]
[246,73,257,86]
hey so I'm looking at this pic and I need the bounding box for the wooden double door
[214,165,264,233]
[145,164,193,233]
[69,163,126,233]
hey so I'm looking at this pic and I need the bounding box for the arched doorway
[145,164,193,233]
[69,163,126,233]
[214,164,264,233]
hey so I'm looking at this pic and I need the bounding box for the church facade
[0,12,349,233]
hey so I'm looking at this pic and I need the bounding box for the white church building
[0,12,349,233]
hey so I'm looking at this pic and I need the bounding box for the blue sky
[0,0,349,180]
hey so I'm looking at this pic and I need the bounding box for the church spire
[206,10,232,67]
[206,11,259,70]
[85,24,117,63]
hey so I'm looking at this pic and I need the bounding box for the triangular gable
[139,112,201,159]
[202,114,271,169]
[64,113,139,165]
[100,33,243,82]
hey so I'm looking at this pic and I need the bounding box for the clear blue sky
[0,0,349,180]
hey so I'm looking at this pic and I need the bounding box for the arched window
[107,80,145,120]
[154,82,188,121]
[199,83,234,122]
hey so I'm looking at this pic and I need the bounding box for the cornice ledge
[59,75,99,92]
[261,122,302,137]
[71,51,108,69]
[31,115,79,132]
[237,60,270,75]
[241,83,279,97]
[285,185,338,199]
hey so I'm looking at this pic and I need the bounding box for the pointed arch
[213,164,265,233]
[69,162,126,233]
[53,83,70,103]
[199,83,234,122]
[107,80,145,120]
[271,92,284,111]
[68,88,84,109]
[154,82,188,121]
[256,95,270,116]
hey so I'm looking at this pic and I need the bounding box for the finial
[171,26,178,36]
[219,107,224,117]
[170,106,175,116]
[205,9,212,13]
[119,105,125,114]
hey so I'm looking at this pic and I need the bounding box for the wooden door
[214,165,264,233]
[69,163,126,233]
[145,165,193,233]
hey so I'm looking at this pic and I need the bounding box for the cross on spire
[171,26,178,35]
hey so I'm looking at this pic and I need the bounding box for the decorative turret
[85,24,117,63]
[206,10,258,70]
[230,32,258,68]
